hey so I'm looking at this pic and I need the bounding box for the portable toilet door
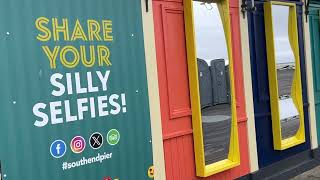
[210,59,229,105]
[308,2,320,147]
[197,58,214,108]
[246,0,317,178]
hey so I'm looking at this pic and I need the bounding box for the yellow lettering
[52,18,69,41]
[98,46,111,66]
[42,46,60,69]
[80,45,95,67]
[71,19,88,41]
[36,17,51,42]
[102,20,113,42]
[60,46,80,68]
[88,20,102,41]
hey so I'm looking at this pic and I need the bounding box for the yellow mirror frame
[264,1,306,150]
[184,0,240,177]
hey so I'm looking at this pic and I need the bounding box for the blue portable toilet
[210,59,229,105]
[197,58,213,108]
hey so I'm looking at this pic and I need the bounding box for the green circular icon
[107,129,120,145]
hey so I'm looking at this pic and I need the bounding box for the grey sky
[193,2,294,64]
[193,2,228,64]
[272,5,295,64]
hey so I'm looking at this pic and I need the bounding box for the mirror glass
[272,5,300,139]
[193,1,232,165]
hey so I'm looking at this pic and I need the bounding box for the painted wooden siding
[152,0,250,179]
[247,2,311,168]
[309,8,320,145]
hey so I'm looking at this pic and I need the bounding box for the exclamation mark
[121,94,127,113]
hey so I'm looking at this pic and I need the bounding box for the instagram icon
[70,136,86,154]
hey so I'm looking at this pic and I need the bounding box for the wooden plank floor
[202,104,231,165]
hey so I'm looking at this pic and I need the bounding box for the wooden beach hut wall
[151,0,250,179]
[245,0,318,178]
[308,0,320,150]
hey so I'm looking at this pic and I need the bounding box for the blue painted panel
[247,2,311,168]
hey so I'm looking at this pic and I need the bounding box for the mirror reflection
[194,1,232,165]
[272,5,300,139]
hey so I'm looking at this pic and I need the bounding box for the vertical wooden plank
[164,140,173,179]
[305,6,319,149]
[238,0,259,173]
[141,0,167,179]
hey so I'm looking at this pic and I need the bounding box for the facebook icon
[50,140,67,158]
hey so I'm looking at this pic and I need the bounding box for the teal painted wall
[309,7,320,145]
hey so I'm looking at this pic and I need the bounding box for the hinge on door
[241,0,256,19]
[145,0,149,12]
[305,0,310,22]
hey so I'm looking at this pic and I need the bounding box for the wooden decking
[202,104,231,165]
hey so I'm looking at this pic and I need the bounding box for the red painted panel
[153,0,250,179]
[161,6,192,120]
[230,0,239,8]
[153,1,193,138]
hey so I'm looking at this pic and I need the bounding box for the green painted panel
[310,0,320,7]
[0,0,153,180]
[309,8,320,145]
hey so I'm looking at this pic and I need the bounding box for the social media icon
[107,129,120,146]
[90,132,103,149]
[50,140,67,158]
[70,136,86,154]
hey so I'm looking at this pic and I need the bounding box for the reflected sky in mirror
[193,2,228,65]
[194,3,295,65]
[272,5,295,64]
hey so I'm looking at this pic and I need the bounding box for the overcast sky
[272,5,295,64]
[193,2,294,65]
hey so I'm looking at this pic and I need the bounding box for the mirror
[193,1,232,165]
[272,5,300,139]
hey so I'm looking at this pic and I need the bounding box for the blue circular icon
[50,140,67,158]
